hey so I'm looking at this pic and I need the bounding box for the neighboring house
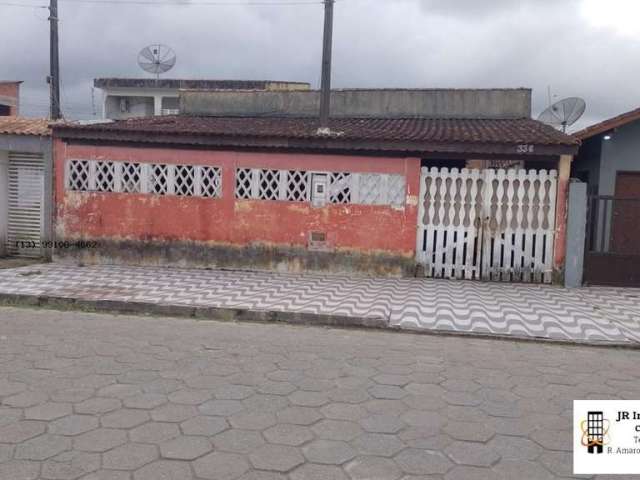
[0,81,21,116]
[572,108,640,287]
[94,78,311,119]
[0,117,53,259]
[52,88,578,283]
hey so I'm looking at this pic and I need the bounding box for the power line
[0,0,325,6]
[0,2,47,8]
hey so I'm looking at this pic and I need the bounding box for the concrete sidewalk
[0,263,639,347]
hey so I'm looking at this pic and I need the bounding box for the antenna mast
[319,0,334,130]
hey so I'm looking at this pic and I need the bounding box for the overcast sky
[2,0,639,130]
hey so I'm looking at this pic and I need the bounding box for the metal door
[6,152,44,257]
[416,167,558,283]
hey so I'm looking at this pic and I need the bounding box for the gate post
[564,181,587,288]
[553,154,572,283]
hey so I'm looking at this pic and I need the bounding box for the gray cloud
[2,0,639,131]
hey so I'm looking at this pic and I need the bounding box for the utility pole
[318,0,334,130]
[49,0,61,120]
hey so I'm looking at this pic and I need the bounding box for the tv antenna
[137,44,176,80]
[538,97,586,133]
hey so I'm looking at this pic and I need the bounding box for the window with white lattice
[235,168,253,199]
[95,161,115,192]
[174,165,195,197]
[329,172,352,204]
[387,175,406,207]
[286,171,310,202]
[258,169,280,201]
[150,164,169,195]
[200,166,222,198]
[121,162,141,193]
[358,174,385,205]
[67,160,90,191]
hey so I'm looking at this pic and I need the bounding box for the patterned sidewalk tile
[0,263,638,345]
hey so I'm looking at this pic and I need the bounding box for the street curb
[0,292,636,350]
[0,293,390,330]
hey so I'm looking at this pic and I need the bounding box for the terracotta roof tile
[573,107,640,140]
[56,115,578,148]
[0,117,52,136]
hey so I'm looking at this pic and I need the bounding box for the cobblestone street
[0,307,638,479]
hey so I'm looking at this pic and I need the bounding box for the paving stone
[0,420,46,443]
[130,422,180,443]
[312,419,362,441]
[395,449,453,475]
[134,459,194,480]
[160,436,212,460]
[290,463,348,480]
[249,444,304,472]
[75,398,121,415]
[0,444,13,462]
[181,415,228,436]
[443,421,495,442]
[327,388,370,404]
[538,451,576,478]
[530,428,573,452]
[345,456,403,480]
[15,434,72,461]
[302,440,356,465]
[444,441,500,467]
[74,428,128,452]
[372,374,412,387]
[0,460,40,480]
[97,384,141,399]
[263,424,314,446]
[0,380,26,397]
[167,389,211,405]
[237,472,287,480]
[243,395,289,413]
[214,385,255,400]
[49,415,100,436]
[213,429,265,454]
[444,465,504,480]
[123,393,167,409]
[151,404,198,422]
[400,411,446,432]
[229,411,276,431]
[277,407,323,425]
[360,414,405,434]
[101,409,150,429]
[102,443,158,470]
[487,434,543,460]
[321,404,367,421]
[199,400,245,417]
[194,452,250,480]
[288,391,329,407]
[493,459,556,480]
[368,385,407,400]
[3,390,48,408]
[351,433,405,457]
[364,400,408,417]
[79,470,131,480]
[25,402,72,421]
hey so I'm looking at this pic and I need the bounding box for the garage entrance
[5,152,44,258]
[416,167,558,283]
[584,172,640,287]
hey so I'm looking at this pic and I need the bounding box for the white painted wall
[0,151,8,256]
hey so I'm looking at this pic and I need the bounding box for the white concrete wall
[0,151,8,256]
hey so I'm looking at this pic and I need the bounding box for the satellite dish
[538,97,586,133]
[137,44,177,79]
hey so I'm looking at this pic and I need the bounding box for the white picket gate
[416,167,558,283]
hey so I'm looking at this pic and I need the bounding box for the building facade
[0,81,21,116]
[52,89,578,282]
[94,78,311,120]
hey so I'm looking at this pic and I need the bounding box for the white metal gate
[417,167,558,283]
[6,153,44,258]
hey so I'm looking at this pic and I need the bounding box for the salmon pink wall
[54,141,421,257]
[0,83,20,115]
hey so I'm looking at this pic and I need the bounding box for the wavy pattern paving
[0,264,637,346]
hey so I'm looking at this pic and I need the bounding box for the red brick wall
[54,141,421,271]
[0,82,20,115]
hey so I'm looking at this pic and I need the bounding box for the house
[572,108,640,286]
[51,88,578,283]
[0,117,53,259]
[94,78,311,120]
[0,81,21,116]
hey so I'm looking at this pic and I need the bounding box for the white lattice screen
[66,159,222,199]
[234,168,405,208]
